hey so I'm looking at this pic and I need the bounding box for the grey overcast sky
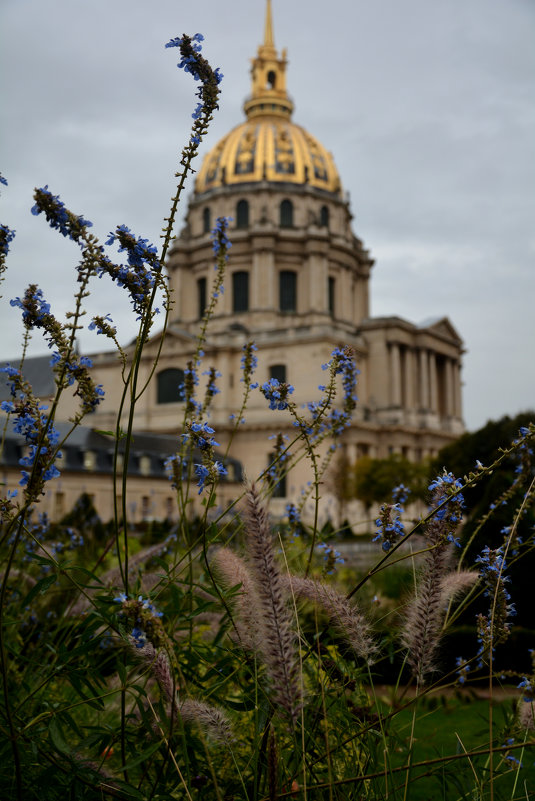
[1,0,534,431]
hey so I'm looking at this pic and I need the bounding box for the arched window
[270,364,287,384]
[197,277,207,320]
[202,207,211,233]
[279,270,297,312]
[232,271,249,312]
[267,70,276,89]
[157,368,185,404]
[328,276,335,316]
[280,199,293,228]
[236,199,249,228]
[320,205,329,227]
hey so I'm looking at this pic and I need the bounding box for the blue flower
[0,223,15,256]
[392,484,409,506]
[10,287,51,326]
[455,656,470,685]
[131,627,147,648]
[194,463,210,493]
[240,342,258,384]
[317,541,345,574]
[286,503,300,525]
[211,216,233,258]
[106,224,159,269]
[261,377,295,411]
[31,186,92,244]
[517,677,533,702]
[373,502,405,549]
[475,546,515,665]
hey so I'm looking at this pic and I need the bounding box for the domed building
[33,1,464,520]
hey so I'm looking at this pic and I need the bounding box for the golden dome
[195,119,342,195]
[195,0,342,196]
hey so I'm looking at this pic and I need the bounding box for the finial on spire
[264,0,274,48]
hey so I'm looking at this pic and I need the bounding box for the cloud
[1,0,534,432]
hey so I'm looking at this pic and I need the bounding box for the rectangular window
[141,496,151,519]
[197,277,207,320]
[279,271,297,312]
[232,271,249,312]
[165,497,174,519]
[328,276,335,316]
[270,364,286,383]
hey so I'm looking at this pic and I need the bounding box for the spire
[264,0,274,49]
[243,0,294,120]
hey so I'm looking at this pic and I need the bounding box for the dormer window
[139,455,151,476]
[84,450,96,471]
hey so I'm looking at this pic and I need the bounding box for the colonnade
[389,342,462,418]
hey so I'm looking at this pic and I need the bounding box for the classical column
[404,348,416,409]
[346,443,357,464]
[306,252,325,312]
[445,358,453,416]
[428,351,438,412]
[252,246,274,309]
[390,342,402,406]
[454,359,463,418]
[419,348,429,409]
[305,239,328,313]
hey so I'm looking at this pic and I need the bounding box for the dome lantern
[243,0,294,121]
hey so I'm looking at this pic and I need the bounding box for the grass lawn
[374,691,535,801]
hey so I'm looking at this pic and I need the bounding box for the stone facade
[74,6,464,520]
[1,3,464,522]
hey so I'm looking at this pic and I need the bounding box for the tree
[352,454,429,511]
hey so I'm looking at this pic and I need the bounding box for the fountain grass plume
[401,471,474,686]
[283,574,377,664]
[179,698,232,744]
[212,546,262,651]
[243,484,301,726]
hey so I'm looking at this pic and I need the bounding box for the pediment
[419,316,462,344]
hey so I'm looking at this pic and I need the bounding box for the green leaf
[23,573,57,607]
[121,740,162,772]
[116,658,127,685]
[223,698,257,711]
[107,780,145,799]
[48,717,69,754]
[61,564,103,582]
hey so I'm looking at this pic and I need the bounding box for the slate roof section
[0,354,56,399]
[0,417,243,483]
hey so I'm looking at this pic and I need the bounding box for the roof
[0,416,243,483]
